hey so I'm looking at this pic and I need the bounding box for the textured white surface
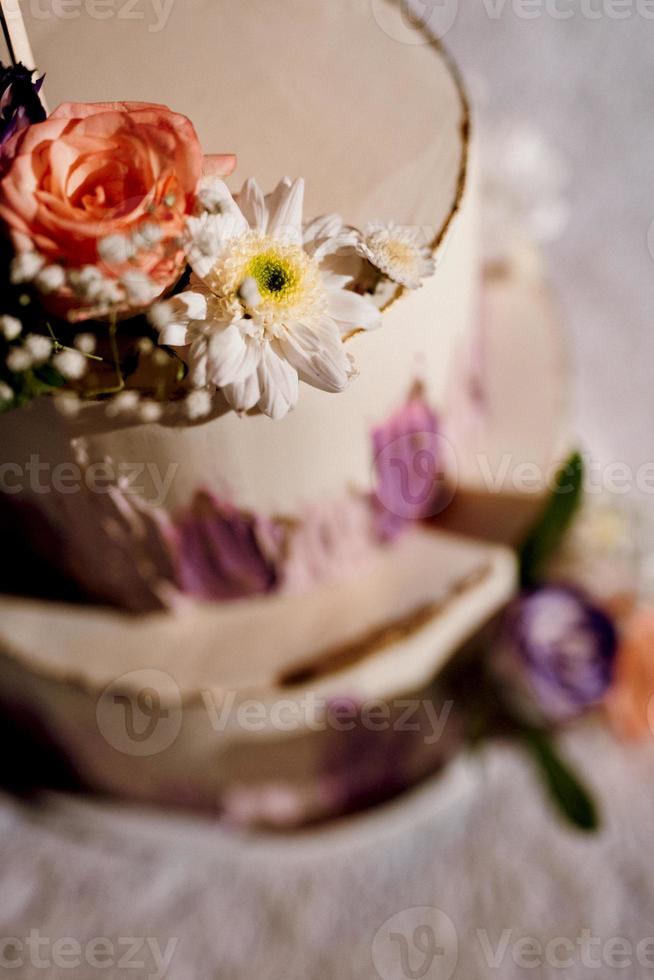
[1,7,653,980]
[2,723,654,979]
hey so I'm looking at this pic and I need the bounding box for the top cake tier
[0,1,476,609]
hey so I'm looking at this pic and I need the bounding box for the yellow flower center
[246,251,300,303]
[207,232,326,335]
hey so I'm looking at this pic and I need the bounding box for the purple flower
[506,585,617,722]
[0,62,45,161]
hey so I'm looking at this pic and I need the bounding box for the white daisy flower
[154,177,381,420]
[356,222,435,290]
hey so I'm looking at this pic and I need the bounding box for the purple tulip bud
[504,585,617,722]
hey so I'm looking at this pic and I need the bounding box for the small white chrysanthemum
[185,388,213,420]
[74,332,96,355]
[25,334,53,365]
[34,265,66,295]
[155,177,381,420]
[6,347,33,372]
[53,349,87,380]
[0,382,13,403]
[98,234,135,265]
[105,390,141,417]
[0,315,22,341]
[138,399,163,423]
[356,223,435,290]
[10,251,45,284]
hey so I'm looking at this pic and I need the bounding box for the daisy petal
[278,318,352,393]
[154,289,210,346]
[303,213,345,252]
[188,338,209,388]
[257,343,300,420]
[239,178,268,233]
[206,323,258,389]
[223,369,262,414]
[327,288,382,333]
[266,177,305,245]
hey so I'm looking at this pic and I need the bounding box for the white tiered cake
[0,0,566,819]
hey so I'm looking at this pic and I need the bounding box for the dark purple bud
[0,61,46,165]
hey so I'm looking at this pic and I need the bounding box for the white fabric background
[1,5,654,979]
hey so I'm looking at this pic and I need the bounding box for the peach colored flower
[0,101,235,319]
[605,607,654,740]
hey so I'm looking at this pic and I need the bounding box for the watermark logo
[371,0,459,44]
[372,907,458,980]
[96,668,182,757]
[373,429,458,521]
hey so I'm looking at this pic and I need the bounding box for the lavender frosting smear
[172,490,279,601]
[1,390,441,611]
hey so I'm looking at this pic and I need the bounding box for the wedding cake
[0,0,566,821]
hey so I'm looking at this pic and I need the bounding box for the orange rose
[0,101,235,319]
[605,607,654,740]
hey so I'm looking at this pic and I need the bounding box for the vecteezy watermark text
[2,0,175,33]
[0,932,178,979]
[96,669,455,757]
[0,455,178,507]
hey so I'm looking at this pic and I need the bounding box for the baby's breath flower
[74,332,97,355]
[10,251,44,284]
[137,337,155,355]
[121,270,159,307]
[6,347,33,372]
[105,390,141,417]
[53,349,87,380]
[185,388,212,420]
[0,315,22,341]
[152,348,170,368]
[34,265,66,294]
[148,303,173,332]
[98,234,135,265]
[132,222,163,251]
[24,334,53,365]
[53,392,81,418]
[196,176,233,215]
[138,399,163,423]
[0,382,14,404]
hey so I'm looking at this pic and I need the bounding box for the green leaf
[521,727,599,832]
[519,451,584,588]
